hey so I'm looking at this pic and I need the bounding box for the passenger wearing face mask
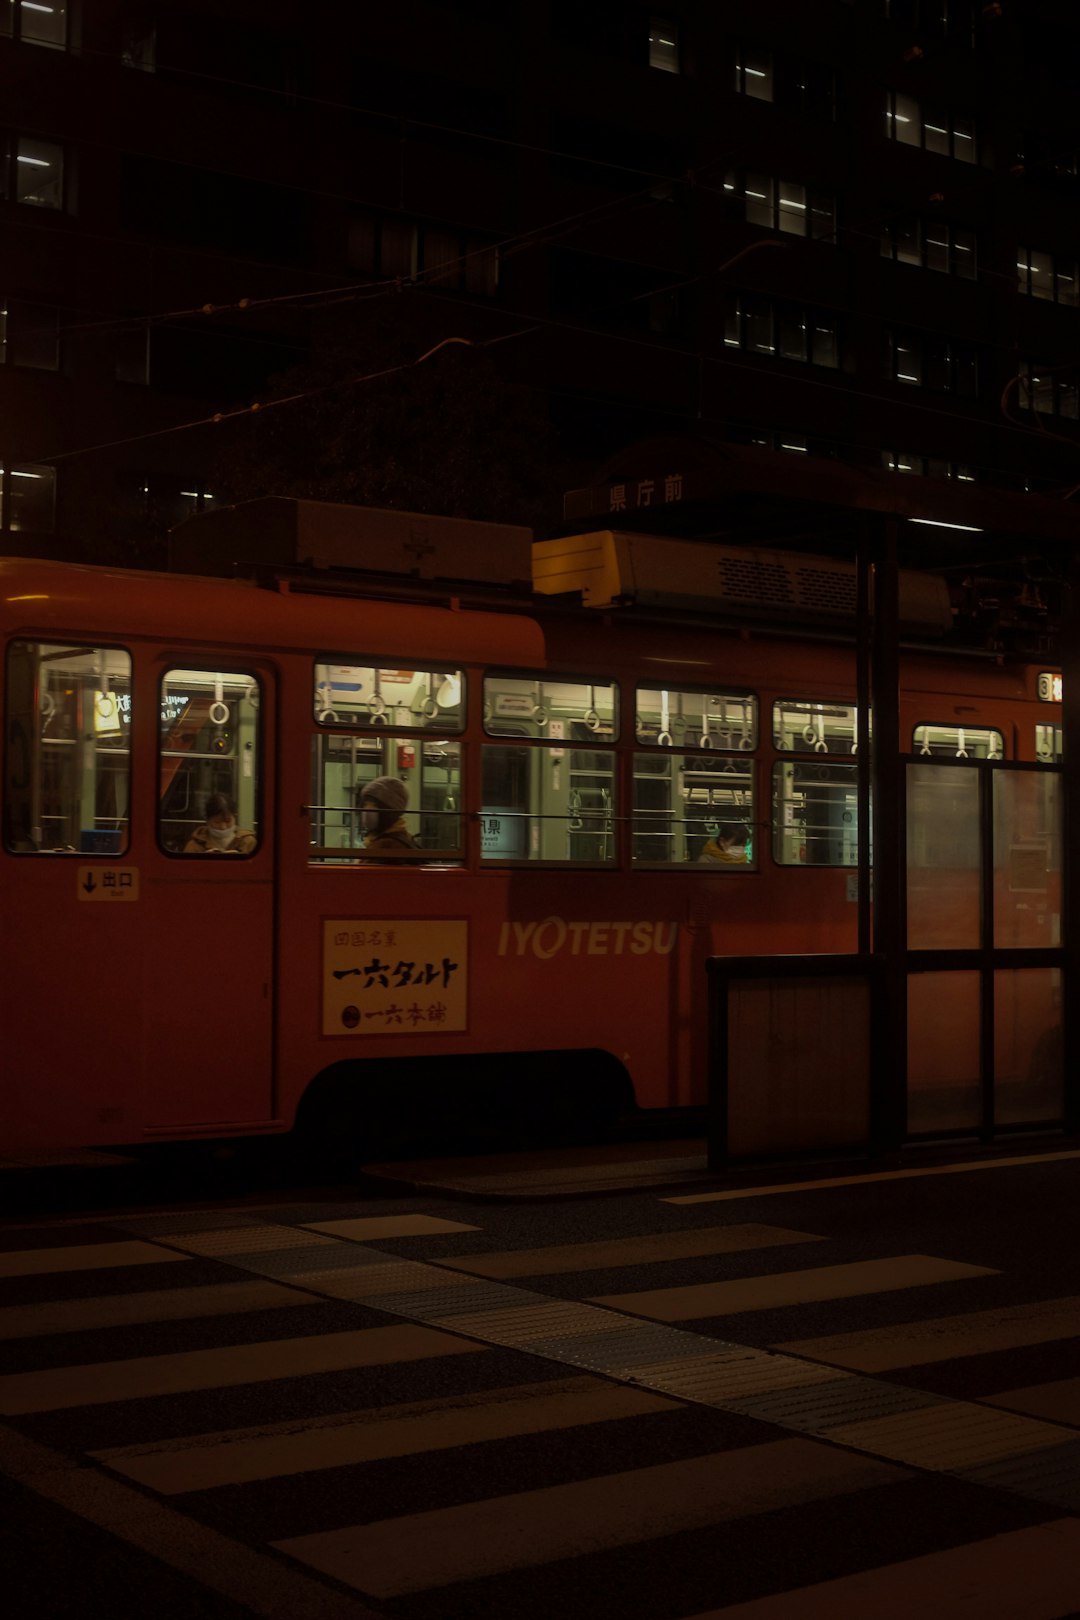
[356,775,417,856]
[183,792,257,855]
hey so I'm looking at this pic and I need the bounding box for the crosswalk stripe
[153,1225,340,1257]
[663,1149,1080,1205]
[302,1215,481,1239]
[0,1279,322,1341]
[0,1422,382,1620]
[273,1438,903,1599]
[778,1296,1080,1372]
[680,1517,1080,1619]
[0,1239,190,1278]
[92,1375,678,1494]
[0,1323,484,1415]
[593,1255,997,1322]
[982,1376,1080,1427]
[436,1224,824,1279]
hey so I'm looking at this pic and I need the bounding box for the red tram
[0,511,1062,1155]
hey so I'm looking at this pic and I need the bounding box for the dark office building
[3,1,1080,562]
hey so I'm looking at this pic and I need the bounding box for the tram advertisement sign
[322,919,467,1035]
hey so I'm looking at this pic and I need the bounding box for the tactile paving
[827,1399,1077,1471]
[730,1375,943,1430]
[362,1283,521,1318]
[523,1323,708,1370]
[432,1299,631,1343]
[632,1350,849,1402]
[313,1262,475,1298]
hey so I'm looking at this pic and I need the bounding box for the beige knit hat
[362,775,408,814]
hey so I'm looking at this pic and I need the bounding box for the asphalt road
[2,1141,1080,1618]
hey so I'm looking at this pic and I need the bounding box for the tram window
[482,674,617,740]
[309,734,462,861]
[632,751,755,868]
[913,723,1003,758]
[480,742,615,863]
[158,669,261,855]
[636,685,757,751]
[4,640,131,854]
[773,699,861,754]
[772,760,860,866]
[314,660,464,733]
[1036,724,1063,763]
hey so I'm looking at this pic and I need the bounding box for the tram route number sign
[77,866,140,902]
[323,918,468,1035]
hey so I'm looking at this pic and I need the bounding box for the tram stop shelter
[559,435,1080,1166]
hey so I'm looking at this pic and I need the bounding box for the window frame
[479,668,619,868]
[1,0,68,48]
[1017,248,1079,306]
[4,638,133,856]
[631,747,757,872]
[314,656,466,736]
[885,328,978,396]
[884,92,976,162]
[725,294,839,369]
[157,664,264,859]
[912,721,1005,760]
[7,132,66,209]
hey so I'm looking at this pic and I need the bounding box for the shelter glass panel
[993,770,1060,950]
[159,668,261,855]
[4,641,131,854]
[309,734,461,862]
[633,751,754,867]
[315,661,464,733]
[907,971,981,1132]
[906,762,981,950]
[994,967,1062,1124]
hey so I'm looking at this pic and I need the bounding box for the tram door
[142,661,275,1131]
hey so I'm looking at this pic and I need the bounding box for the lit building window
[733,42,773,100]
[881,216,976,278]
[0,1,67,49]
[883,451,977,481]
[725,294,839,368]
[649,18,679,73]
[1017,249,1079,306]
[1019,361,1079,420]
[734,43,834,118]
[728,171,836,240]
[0,462,56,532]
[884,330,978,395]
[884,93,976,162]
[5,134,65,209]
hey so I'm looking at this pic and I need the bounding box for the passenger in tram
[356,775,418,856]
[183,792,257,855]
[698,821,750,866]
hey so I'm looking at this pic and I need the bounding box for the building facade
[2,0,1079,560]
